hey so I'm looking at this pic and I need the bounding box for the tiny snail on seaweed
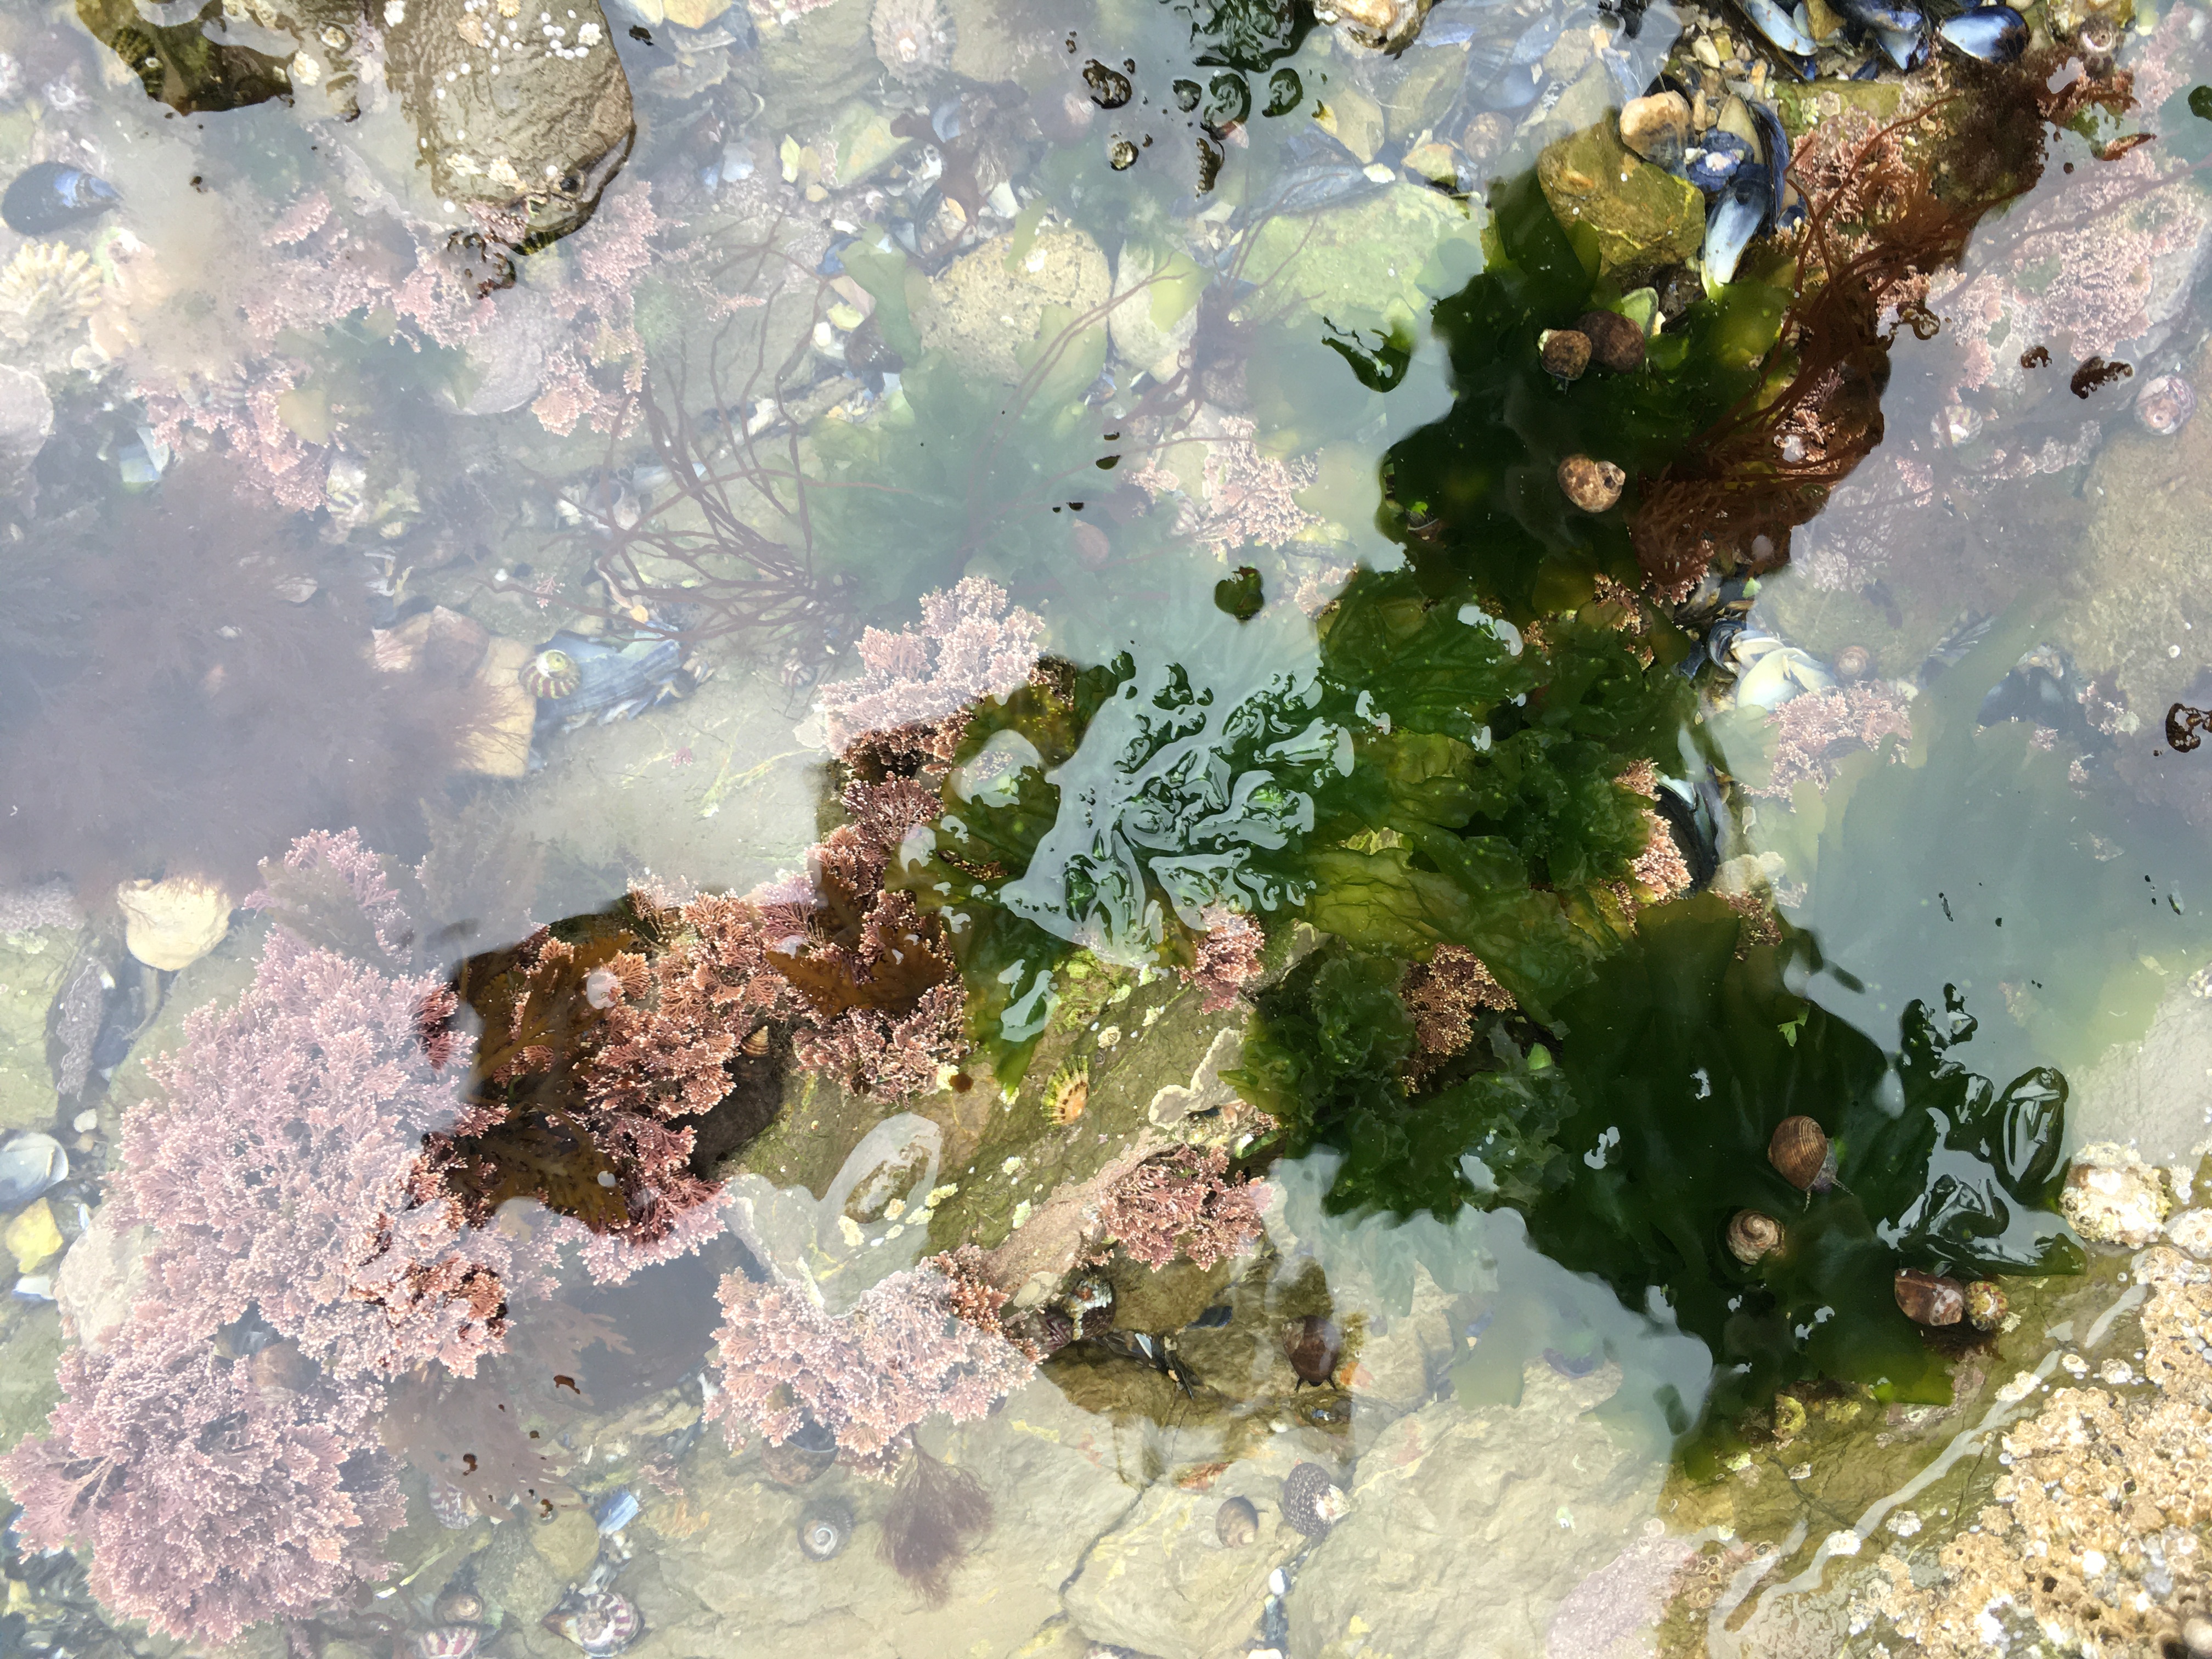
[1768,1116,1836,1192]
[1726,1210,1783,1265]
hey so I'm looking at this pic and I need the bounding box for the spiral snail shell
[1768,1116,1836,1192]
[1726,1210,1783,1265]
[521,648,583,700]
[432,1588,484,1626]
[797,1498,853,1561]
[1216,1496,1259,1547]
[544,1591,642,1657]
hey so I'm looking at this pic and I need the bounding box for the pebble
[1617,91,1690,171]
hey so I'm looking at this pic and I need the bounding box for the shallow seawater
[3,0,2212,1653]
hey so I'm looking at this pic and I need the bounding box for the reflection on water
[2,0,2212,1650]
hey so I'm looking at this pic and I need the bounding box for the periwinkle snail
[798,1498,853,1561]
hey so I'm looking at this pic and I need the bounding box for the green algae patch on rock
[1239,183,1483,334]
[913,225,1111,385]
[0,926,75,1132]
[0,1303,63,1457]
[1536,120,1705,279]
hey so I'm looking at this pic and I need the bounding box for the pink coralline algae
[117,834,543,1380]
[1130,414,1321,555]
[1401,944,1517,1068]
[0,877,81,932]
[1182,903,1265,1012]
[764,778,969,1100]
[706,1260,1035,1472]
[816,575,1046,756]
[1930,145,2212,400]
[0,1311,402,1644]
[1790,453,1934,593]
[139,364,332,514]
[1756,682,1915,797]
[1088,1147,1265,1272]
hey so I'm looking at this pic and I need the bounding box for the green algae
[1519,897,2076,1465]
[1380,168,1786,617]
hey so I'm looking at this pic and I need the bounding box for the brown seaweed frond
[879,1445,994,1605]
[1630,54,2136,599]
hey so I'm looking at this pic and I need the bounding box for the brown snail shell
[1577,309,1647,374]
[1558,455,1626,514]
[1726,1210,1782,1265]
[1538,328,1590,380]
[1833,645,1872,681]
[1964,1280,2008,1332]
[757,1413,838,1486]
[1216,1495,1259,1547]
[1283,1314,1341,1387]
[432,1588,485,1626]
[1894,1268,1966,1327]
[1768,1116,1836,1192]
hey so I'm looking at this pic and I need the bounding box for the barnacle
[1043,1060,1088,1125]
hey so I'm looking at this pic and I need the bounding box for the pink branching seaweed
[1757,683,1914,797]
[1088,1147,1265,1272]
[1400,944,1517,1069]
[1182,902,1265,1012]
[705,1260,1035,1473]
[817,576,1045,757]
[0,1312,402,1644]
[118,836,545,1380]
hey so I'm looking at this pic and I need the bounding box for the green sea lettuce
[1519,895,2077,1462]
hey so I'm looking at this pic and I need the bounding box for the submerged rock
[1536,121,1705,279]
[117,876,233,973]
[384,0,635,250]
[0,928,78,1132]
[916,225,1110,384]
[1285,1359,1666,1656]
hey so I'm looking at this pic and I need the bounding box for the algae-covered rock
[2057,339,2212,729]
[0,1301,65,1456]
[915,224,1111,384]
[474,1512,571,1627]
[1240,183,1480,331]
[0,926,75,1133]
[384,0,634,248]
[1536,119,1704,278]
[1107,239,1202,382]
